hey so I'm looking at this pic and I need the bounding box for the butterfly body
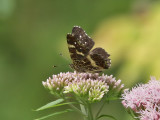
[67,26,111,73]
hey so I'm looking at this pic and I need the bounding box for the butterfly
[67,26,111,73]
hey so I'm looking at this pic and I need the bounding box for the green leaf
[54,102,77,107]
[35,109,73,120]
[97,114,117,120]
[35,98,64,111]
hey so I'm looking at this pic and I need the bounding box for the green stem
[73,95,94,120]
[95,101,106,120]
[87,103,94,120]
[68,103,85,116]
[63,97,85,117]
[80,104,88,120]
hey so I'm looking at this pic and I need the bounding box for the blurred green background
[0,0,160,120]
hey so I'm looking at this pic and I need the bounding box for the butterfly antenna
[59,53,70,63]
[52,64,68,69]
[59,53,73,71]
[52,53,72,70]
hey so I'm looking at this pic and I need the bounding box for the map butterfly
[67,26,111,73]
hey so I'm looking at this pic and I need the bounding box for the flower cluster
[42,72,73,95]
[43,71,124,102]
[100,74,124,91]
[121,77,160,120]
[64,78,109,102]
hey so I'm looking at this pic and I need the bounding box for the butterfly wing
[70,47,111,73]
[67,26,111,73]
[88,47,111,70]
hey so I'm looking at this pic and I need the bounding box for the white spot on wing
[74,26,81,28]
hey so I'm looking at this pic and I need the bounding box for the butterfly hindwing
[89,47,111,69]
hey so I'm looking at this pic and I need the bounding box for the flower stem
[95,101,106,119]
[63,97,86,117]
[87,103,94,120]
[80,104,88,120]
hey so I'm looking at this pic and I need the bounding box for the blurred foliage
[0,0,15,19]
[93,3,160,87]
[0,0,160,120]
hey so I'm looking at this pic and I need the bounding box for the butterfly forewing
[67,26,111,73]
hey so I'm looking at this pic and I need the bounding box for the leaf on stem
[34,109,73,120]
[35,98,64,111]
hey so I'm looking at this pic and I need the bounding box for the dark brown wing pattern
[67,26,94,60]
[90,48,111,69]
[67,26,111,73]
